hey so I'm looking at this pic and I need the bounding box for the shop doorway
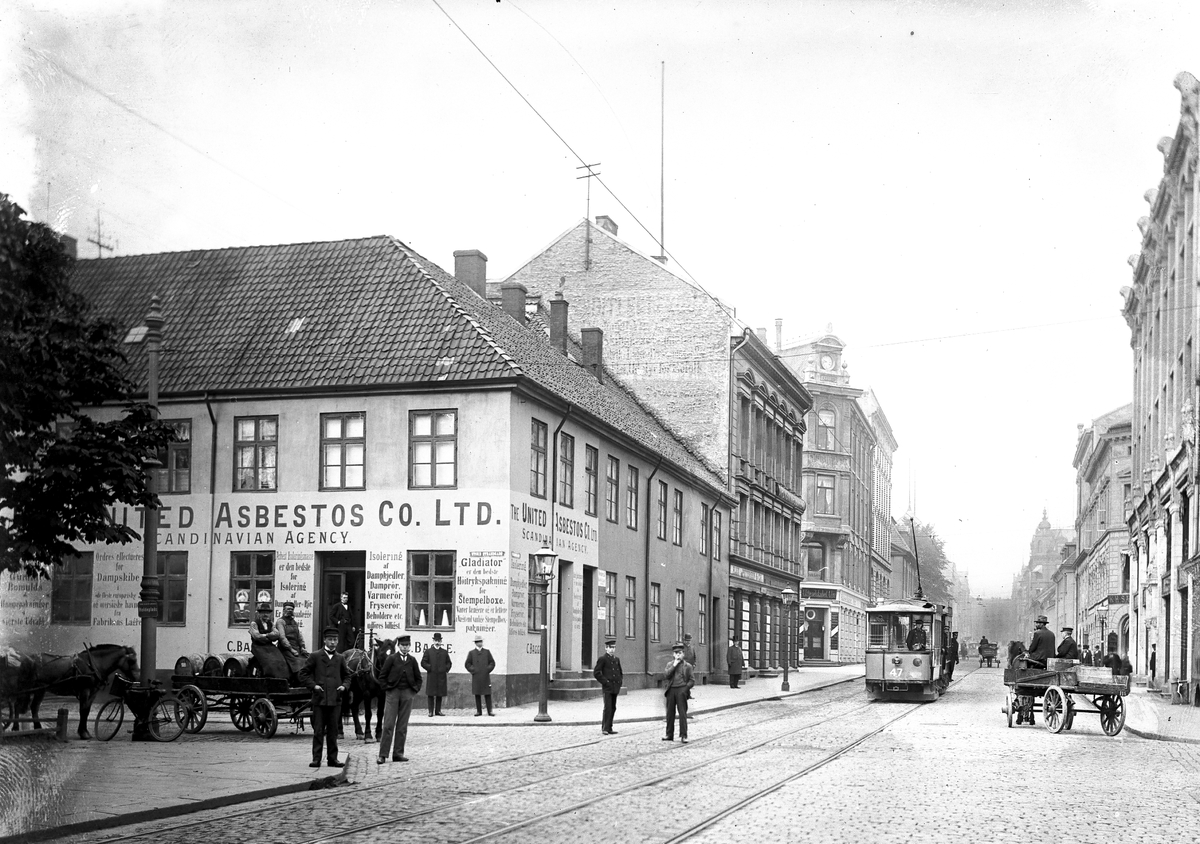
[318,551,366,650]
[582,566,595,669]
[803,608,826,660]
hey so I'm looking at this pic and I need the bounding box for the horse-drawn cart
[1002,661,1129,736]
[172,674,311,739]
[979,643,999,668]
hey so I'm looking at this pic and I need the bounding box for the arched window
[817,409,836,450]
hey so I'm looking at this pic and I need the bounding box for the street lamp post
[780,587,796,692]
[1096,606,1108,659]
[533,547,558,723]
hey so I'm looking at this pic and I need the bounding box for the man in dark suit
[377,634,422,764]
[1056,627,1081,660]
[906,619,928,651]
[330,592,355,652]
[421,632,452,717]
[593,638,623,735]
[300,627,349,768]
[945,632,959,681]
[726,637,744,688]
[1021,615,1056,668]
[662,641,694,743]
[465,635,496,715]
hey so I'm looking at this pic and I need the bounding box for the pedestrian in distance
[681,634,697,667]
[945,632,959,682]
[1150,643,1157,687]
[377,634,422,764]
[593,637,623,735]
[330,591,355,653]
[1092,644,1103,666]
[421,632,451,717]
[275,601,309,685]
[1101,645,1123,674]
[1056,627,1081,660]
[726,637,745,689]
[465,634,496,716]
[1081,646,1093,666]
[300,627,349,768]
[662,641,694,744]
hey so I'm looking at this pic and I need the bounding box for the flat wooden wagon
[172,674,311,739]
[1002,661,1129,736]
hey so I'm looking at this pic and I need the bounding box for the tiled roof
[71,236,724,492]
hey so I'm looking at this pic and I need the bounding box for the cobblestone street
[38,669,1200,844]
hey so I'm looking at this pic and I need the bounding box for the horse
[16,644,138,739]
[1,650,40,731]
[340,640,388,741]
[1007,640,1025,669]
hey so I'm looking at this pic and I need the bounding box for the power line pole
[87,210,115,258]
[576,163,601,270]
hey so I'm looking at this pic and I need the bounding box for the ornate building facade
[1122,71,1200,696]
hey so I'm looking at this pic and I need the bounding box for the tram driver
[905,618,929,651]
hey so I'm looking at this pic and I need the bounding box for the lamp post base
[781,668,790,693]
[534,712,552,723]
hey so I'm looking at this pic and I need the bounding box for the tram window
[869,618,888,648]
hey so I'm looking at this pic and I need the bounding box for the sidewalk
[0,665,862,843]
[1123,683,1200,744]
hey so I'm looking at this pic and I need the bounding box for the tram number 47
[888,667,905,678]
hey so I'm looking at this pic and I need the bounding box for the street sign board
[137,601,159,618]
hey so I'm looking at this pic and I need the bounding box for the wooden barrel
[223,655,253,677]
[201,655,224,676]
[174,653,206,676]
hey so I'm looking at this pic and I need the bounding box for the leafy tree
[907,519,953,604]
[0,194,174,577]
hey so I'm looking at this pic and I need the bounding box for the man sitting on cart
[1056,626,1081,660]
[275,601,309,685]
[1019,615,1056,669]
[250,602,289,680]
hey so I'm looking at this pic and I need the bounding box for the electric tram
[865,597,954,701]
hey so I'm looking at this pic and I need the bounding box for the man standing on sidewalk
[1150,643,1157,688]
[593,638,623,735]
[726,637,744,688]
[377,634,422,764]
[300,627,349,769]
[421,632,451,717]
[662,642,694,744]
[945,632,959,682]
[465,635,496,715]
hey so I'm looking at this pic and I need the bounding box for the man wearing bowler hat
[593,638,623,735]
[274,601,309,685]
[1056,626,1081,660]
[421,632,452,717]
[662,641,694,743]
[377,634,422,764]
[1021,615,1056,669]
[300,627,349,768]
[465,634,496,715]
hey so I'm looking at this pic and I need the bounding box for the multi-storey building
[859,389,897,606]
[1072,405,1133,655]
[1012,512,1073,635]
[0,237,733,703]
[1122,71,1200,696]
[504,217,813,674]
[778,331,876,663]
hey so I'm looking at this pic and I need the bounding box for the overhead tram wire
[429,0,733,320]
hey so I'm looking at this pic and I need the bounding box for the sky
[3,0,1195,598]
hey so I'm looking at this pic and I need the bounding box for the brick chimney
[550,291,569,355]
[775,318,783,352]
[501,281,527,325]
[454,249,488,299]
[581,327,604,383]
[756,327,768,344]
[595,215,618,236]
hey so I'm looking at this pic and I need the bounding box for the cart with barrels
[1002,660,1130,736]
[171,652,311,738]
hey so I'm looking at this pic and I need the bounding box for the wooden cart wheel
[1005,691,1015,728]
[251,697,278,738]
[148,696,184,742]
[1097,694,1126,737]
[230,696,254,732]
[177,684,208,734]
[1042,686,1067,733]
[94,698,125,741]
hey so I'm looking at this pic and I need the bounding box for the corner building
[0,237,731,705]
[504,217,813,676]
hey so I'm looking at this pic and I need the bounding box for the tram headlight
[913,658,923,666]
[891,656,902,665]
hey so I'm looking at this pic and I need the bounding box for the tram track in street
[78,685,864,844]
